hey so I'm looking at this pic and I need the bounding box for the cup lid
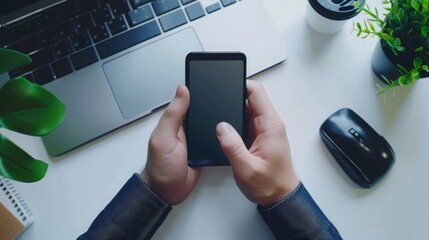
[308,0,365,20]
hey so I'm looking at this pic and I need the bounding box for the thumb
[216,122,253,169]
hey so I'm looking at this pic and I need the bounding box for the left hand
[140,85,201,205]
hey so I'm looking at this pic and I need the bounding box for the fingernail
[175,85,184,99]
[217,122,231,137]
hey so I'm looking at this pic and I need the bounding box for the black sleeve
[78,173,172,240]
[258,182,342,240]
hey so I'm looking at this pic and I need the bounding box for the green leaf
[411,70,420,80]
[415,47,424,52]
[0,48,31,75]
[394,38,401,46]
[357,22,362,31]
[398,76,412,86]
[422,27,429,38]
[423,65,429,72]
[0,77,65,136]
[369,22,376,32]
[0,134,48,182]
[414,57,423,68]
[411,0,419,10]
[395,45,406,52]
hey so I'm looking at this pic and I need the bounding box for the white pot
[306,0,364,34]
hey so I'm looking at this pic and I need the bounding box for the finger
[187,166,202,186]
[216,122,255,170]
[246,81,278,117]
[155,85,190,139]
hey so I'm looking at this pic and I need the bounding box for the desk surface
[4,0,428,239]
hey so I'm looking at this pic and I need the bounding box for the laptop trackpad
[103,28,203,119]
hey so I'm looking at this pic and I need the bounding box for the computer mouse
[320,108,395,188]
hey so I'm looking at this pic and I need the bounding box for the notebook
[0,177,34,240]
[0,0,287,155]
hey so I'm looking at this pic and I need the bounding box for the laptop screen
[0,0,41,15]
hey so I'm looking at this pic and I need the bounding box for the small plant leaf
[415,47,424,52]
[356,22,362,31]
[422,27,429,38]
[422,65,429,72]
[411,70,420,80]
[398,76,408,86]
[0,134,48,182]
[414,57,423,68]
[395,46,406,52]
[0,77,65,136]
[411,0,419,11]
[369,22,376,32]
[0,48,31,75]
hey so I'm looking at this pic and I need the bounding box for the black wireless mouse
[320,108,395,188]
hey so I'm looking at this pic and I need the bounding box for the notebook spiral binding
[0,177,33,224]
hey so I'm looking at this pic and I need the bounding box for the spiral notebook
[0,177,34,240]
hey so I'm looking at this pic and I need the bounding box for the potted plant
[0,48,65,182]
[354,0,429,94]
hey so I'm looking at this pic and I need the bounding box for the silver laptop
[0,0,287,156]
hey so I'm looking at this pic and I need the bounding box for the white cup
[306,0,364,34]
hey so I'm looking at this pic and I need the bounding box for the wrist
[259,177,300,208]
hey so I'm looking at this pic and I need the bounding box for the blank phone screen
[186,54,246,166]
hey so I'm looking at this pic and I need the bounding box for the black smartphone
[186,52,246,167]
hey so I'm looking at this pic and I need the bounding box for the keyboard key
[46,1,77,24]
[96,20,161,59]
[22,73,35,83]
[185,3,205,21]
[0,27,9,47]
[107,16,128,35]
[181,0,195,5]
[206,3,221,13]
[10,47,55,77]
[71,31,92,51]
[7,14,45,42]
[126,5,154,27]
[72,0,99,13]
[70,47,98,70]
[33,66,55,85]
[7,36,39,54]
[109,0,131,17]
[152,0,180,16]
[159,9,187,32]
[53,40,74,58]
[29,47,56,70]
[52,58,73,78]
[56,21,76,40]
[37,28,58,47]
[90,24,110,43]
[91,6,112,24]
[74,13,94,32]
[221,0,236,7]
[129,0,152,9]
[43,4,66,24]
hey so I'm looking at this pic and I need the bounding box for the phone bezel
[185,52,247,167]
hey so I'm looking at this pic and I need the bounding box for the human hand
[140,85,201,206]
[216,81,299,207]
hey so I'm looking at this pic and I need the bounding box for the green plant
[354,0,429,94]
[0,48,65,182]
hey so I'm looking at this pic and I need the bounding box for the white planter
[306,0,364,34]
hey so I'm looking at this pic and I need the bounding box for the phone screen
[186,52,246,166]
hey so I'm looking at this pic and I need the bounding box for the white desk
[4,0,428,239]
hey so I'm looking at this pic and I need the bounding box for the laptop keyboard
[0,0,239,85]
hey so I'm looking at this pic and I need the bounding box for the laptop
[0,0,287,156]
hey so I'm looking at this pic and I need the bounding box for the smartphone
[186,52,246,167]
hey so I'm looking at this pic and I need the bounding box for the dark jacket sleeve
[78,173,171,240]
[258,182,342,240]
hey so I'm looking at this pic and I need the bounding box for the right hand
[216,81,299,207]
